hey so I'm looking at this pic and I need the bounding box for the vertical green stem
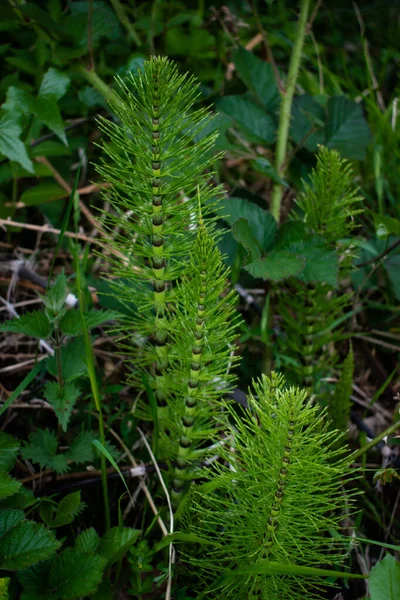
[270,0,311,222]
[75,255,110,531]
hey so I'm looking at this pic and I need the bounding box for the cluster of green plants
[0,2,399,599]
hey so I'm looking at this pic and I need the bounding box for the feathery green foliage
[96,56,223,426]
[182,373,356,599]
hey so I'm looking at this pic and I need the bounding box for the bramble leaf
[98,527,140,567]
[0,432,19,471]
[0,472,21,501]
[245,251,305,281]
[75,528,100,553]
[0,521,60,570]
[48,548,106,599]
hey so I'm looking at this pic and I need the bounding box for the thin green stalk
[352,419,400,461]
[75,253,110,531]
[270,0,311,222]
[76,64,119,106]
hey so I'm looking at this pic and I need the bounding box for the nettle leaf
[59,308,119,336]
[232,47,279,110]
[75,528,100,553]
[232,218,262,261]
[216,95,275,144]
[218,197,277,252]
[48,548,106,600]
[46,492,86,528]
[98,527,140,567]
[325,96,371,160]
[0,472,21,501]
[0,432,19,471]
[41,272,68,315]
[22,429,69,475]
[47,337,87,381]
[0,116,34,173]
[0,310,52,339]
[43,381,80,431]
[66,431,95,464]
[245,251,305,281]
[0,509,25,538]
[0,521,60,570]
[369,554,400,600]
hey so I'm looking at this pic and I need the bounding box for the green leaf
[216,560,366,580]
[38,68,70,100]
[98,527,140,567]
[216,96,275,144]
[47,492,86,528]
[245,251,305,281]
[67,431,95,464]
[43,381,80,431]
[370,211,400,239]
[75,528,100,553]
[0,432,19,471]
[0,521,60,570]
[31,141,72,158]
[369,554,400,600]
[0,311,51,339]
[22,429,69,475]
[18,562,53,600]
[59,309,119,336]
[232,218,262,261]
[47,337,87,381]
[0,116,34,173]
[325,96,371,160]
[218,197,277,252]
[48,548,106,599]
[251,157,288,186]
[42,272,68,315]
[0,510,25,538]
[0,472,21,501]
[19,183,66,206]
[290,94,325,152]
[232,47,279,110]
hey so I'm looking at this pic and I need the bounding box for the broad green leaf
[43,381,80,431]
[325,96,370,160]
[370,211,400,239]
[22,429,69,475]
[59,309,120,336]
[0,510,24,538]
[67,431,95,464]
[251,157,288,186]
[369,554,400,600]
[245,251,305,281]
[0,117,33,173]
[47,492,86,528]
[47,337,87,381]
[31,141,72,158]
[0,432,19,471]
[18,562,53,600]
[218,197,277,252]
[0,521,60,570]
[75,528,100,553]
[66,1,122,47]
[98,527,140,567]
[216,96,275,144]
[232,47,279,110]
[290,94,325,152]
[20,183,66,206]
[232,218,262,261]
[48,548,106,599]
[0,311,51,339]
[0,472,21,501]
[38,68,70,100]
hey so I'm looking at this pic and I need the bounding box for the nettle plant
[95,57,358,598]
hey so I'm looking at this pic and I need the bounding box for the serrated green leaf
[0,521,60,570]
[369,554,400,600]
[0,472,21,501]
[218,197,277,252]
[216,96,275,144]
[43,381,80,431]
[38,68,70,100]
[22,429,69,475]
[0,509,24,538]
[18,561,54,600]
[245,251,305,281]
[325,96,371,160]
[232,47,279,110]
[75,528,100,553]
[59,309,119,336]
[49,548,106,599]
[0,432,19,471]
[0,311,51,339]
[47,492,85,528]
[98,527,140,567]
[290,94,325,152]
[0,116,34,173]
[47,337,86,381]
[66,431,95,464]
[232,218,262,261]
[20,183,66,206]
